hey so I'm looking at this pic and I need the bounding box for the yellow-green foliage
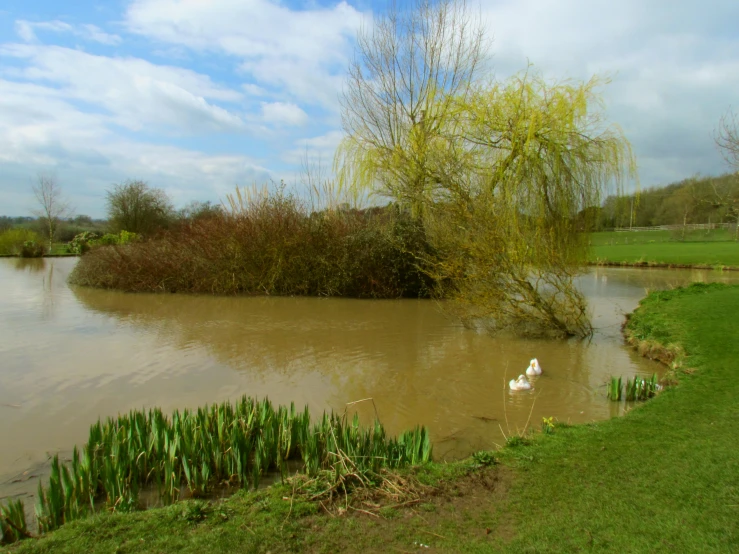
[0,229,42,255]
[337,67,636,336]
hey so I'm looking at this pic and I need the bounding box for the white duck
[526,358,542,377]
[509,374,532,391]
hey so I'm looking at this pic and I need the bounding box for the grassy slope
[590,231,739,266]
[498,283,739,552]
[5,284,739,553]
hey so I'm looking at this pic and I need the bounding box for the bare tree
[335,0,490,215]
[716,108,739,168]
[710,109,739,239]
[32,173,72,253]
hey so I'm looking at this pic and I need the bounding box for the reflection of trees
[71,288,444,404]
[588,267,739,291]
[42,261,56,320]
[13,258,45,273]
[69,267,732,459]
[11,258,61,320]
[70,283,661,460]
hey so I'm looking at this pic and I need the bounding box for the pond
[2,257,738,505]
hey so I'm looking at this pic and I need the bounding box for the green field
[590,230,739,267]
[5,283,739,552]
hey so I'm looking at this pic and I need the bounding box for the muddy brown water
[2,258,738,507]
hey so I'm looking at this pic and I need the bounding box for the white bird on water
[509,374,532,391]
[526,358,542,377]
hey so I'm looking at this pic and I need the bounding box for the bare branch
[715,107,739,169]
[31,173,73,253]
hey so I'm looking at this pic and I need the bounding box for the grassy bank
[4,283,739,552]
[590,230,739,267]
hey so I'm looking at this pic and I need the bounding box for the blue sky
[1,0,738,217]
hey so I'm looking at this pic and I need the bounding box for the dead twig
[319,500,334,517]
[521,390,542,436]
[342,397,381,423]
[349,506,381,518]
[386,499,421,510]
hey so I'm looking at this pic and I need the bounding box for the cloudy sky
[0,0,737,217]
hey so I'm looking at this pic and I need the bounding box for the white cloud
[15,19,122,45]
[476,0,739,187]
[242,83,267,96]
[261,102,308,126]
[0,77,272,215]
[80,24,123,46]
[15,21,37,42]
[283,131,344,165]
[125,0,367,108]
[0,45,244,133]
[3,0,739,217]
[0,48,268,216]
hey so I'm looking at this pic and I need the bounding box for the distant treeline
[0,214,108,242]
[595,172,739,229]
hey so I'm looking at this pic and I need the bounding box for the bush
[0,229,43,256]
[92,230,140,247]
[70,191,436,298]
[20,241,45,258]
[66,231,100,254]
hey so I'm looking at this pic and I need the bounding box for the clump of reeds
[608,374,659,402]
[0,396,432,544]
[0,499,30,544]
[607,376,623,401]
[624,374,659,401]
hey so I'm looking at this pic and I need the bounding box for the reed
[0,396,432,543]
[625,374,659,401]
[608,374,658,402]
[0,498,30,544]
[607,376,623,401]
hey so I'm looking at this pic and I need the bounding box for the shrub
[20,241,45,258]
[66,231,100,254]
[92,230,140,247]
[70,191,436,298]
[0,229,42,255]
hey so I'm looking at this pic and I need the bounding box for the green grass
[5,283,739,552]
[496,282,739,552]
[589,229,736,246]
[47,243,73,256]
[590,230,739,266]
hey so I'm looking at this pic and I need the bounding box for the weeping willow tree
[421,73,636,336]
[336,0,636,337]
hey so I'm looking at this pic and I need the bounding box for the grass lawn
[590,230,739,266]
[4,284,739,553]
[589,229,736,246]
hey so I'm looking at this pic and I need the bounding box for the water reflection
[1,258,738,505]
[13,258,45,273]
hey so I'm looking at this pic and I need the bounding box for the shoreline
[3,285,738,552]
[0,254,78,258]
[589,260,739,271]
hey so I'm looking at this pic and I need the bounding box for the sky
[0,0,738,217]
